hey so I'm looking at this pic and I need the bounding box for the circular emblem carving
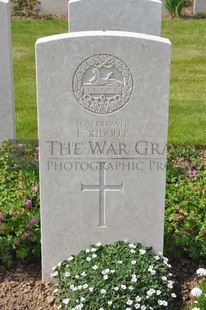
[73,54,133,114]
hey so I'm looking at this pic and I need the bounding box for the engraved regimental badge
[73,54,133,114]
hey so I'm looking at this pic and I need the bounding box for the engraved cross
[81,163,123,227]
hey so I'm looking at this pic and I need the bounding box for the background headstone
[36,31,171,281]
[0,0,16,143]
[69,0,162,36]
[193,0,206,14]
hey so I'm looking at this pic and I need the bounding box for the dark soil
[0,258,206,309]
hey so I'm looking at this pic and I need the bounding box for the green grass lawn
[12,19,68,139]
[12,19,206,144]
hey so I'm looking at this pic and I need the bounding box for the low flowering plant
[189,268,206,310]
[0,142,40,268]
[52,241,176,309]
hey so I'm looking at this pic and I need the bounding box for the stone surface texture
[193,0,206,13]
[0,0,15,142]
[36,31,171,281]
[69,0,162,36]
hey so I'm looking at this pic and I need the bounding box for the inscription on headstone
[81,162,123,227]
[69,0,162,36]
[0,0,16,143]
[36,31,171,281]
[73,54,133,114]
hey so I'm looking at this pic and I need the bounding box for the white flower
[139,249,146,255]
[147,288,155,296]
[85,249,90,253]
[162,276,167,281]
[158,300,168,306]
[121,284,127,289]
[148,266,156,275]
[192,307,200,310]
[77,285,82,290]
[129,286,134,291]
[156,290,161,295]
[135,304,140,309]
[92,265,98,270]
[81,272,86,277]
[75,275,80,279]
[117,260,123,264]
[57,262,62,267]
[103,275,108,280]
[57,305,62,309]
[154,255,160,260]
[68,256,74,261]
[80,297,85,302]
[101,289,106,294]
[51,271,58,278]
[167,280,174,288]
[96,242,102,247]
[102,268,110,274]
[135,296,141,302]
[114,287,119,291]
[75,304,83,310]
[196,268,206,276]
[62,298,70,305]
[99,308,104,310]
[53,288,58,293]
[131,260,136,265]
[111,269,115,273]
[126,299,133,305]
[141,306,146,310]
[86,257,91,262]
[91,248,97,252]
[89,287,94,292]
[83,284,88,289]
[130,249,136,253]
[171,293,176,298]
[131,274,138,282]
[92,253,97,258]
[64,272,70,277]
[70,284,77,291]
[129,243,136,248]
[52,266,57,271]
[191,287,202,297]
[108,301,113,305]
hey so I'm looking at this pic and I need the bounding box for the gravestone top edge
[36,31,171,46]
[0,0,10,4]
[69,0,162,4]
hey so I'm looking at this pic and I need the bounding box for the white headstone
[36,31,171,281]
[0,0,16,143]
[194,0,206,14]
[69,0,162,36]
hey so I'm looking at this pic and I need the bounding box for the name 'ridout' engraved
[73,54,133,114]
